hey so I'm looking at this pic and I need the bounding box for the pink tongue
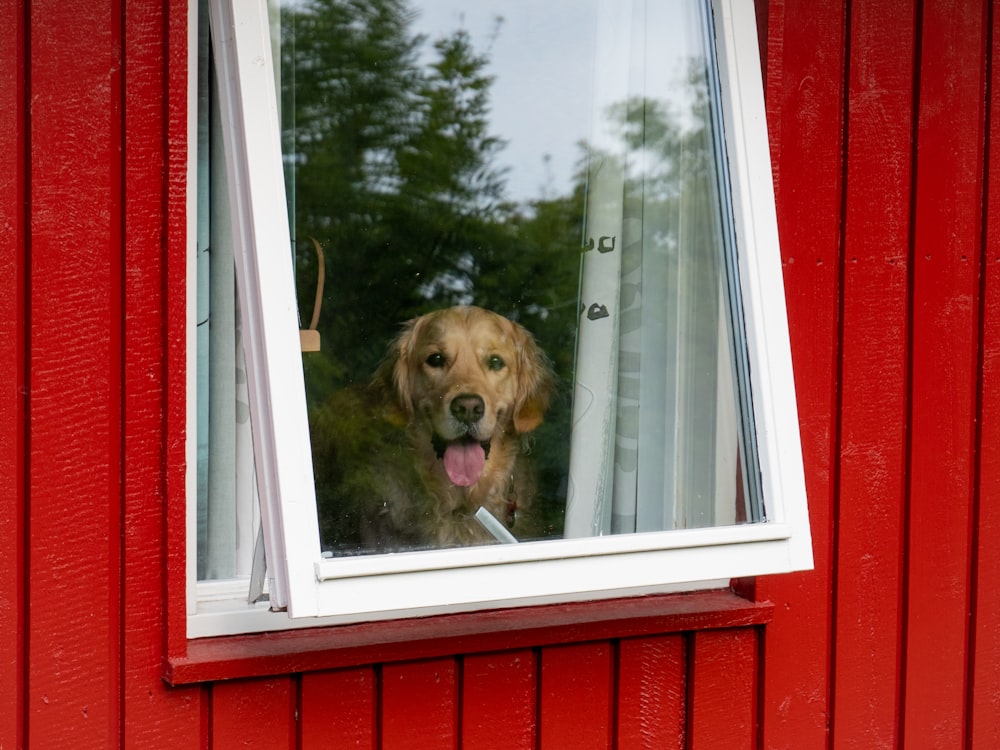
[443,441,486,487]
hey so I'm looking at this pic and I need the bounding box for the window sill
[164,588,772,685]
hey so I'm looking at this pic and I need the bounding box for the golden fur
[314,306,554,553]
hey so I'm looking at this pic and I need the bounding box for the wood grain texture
[539,642,614,749]
[381,658,459,750]
[11,2,1000,749]
[301,667,377,750]
[969,6,1000,745]
[163,0,193,665]
[756,0,846,747]
[211,677,296,749]
[831,1,917,746]
[616,636,686,750]
[462,649,537,750]
[26,0,124,746]
[0,0,26,746]
[904,1,987,746]
[688,629,758,750]
[120,0,204,745]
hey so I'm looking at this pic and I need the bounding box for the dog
[313,306,555,553]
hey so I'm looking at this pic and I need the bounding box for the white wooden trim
[712,0,813,567]
[190,0,812,637]
[311,535,800,621]
[208,0,322,614]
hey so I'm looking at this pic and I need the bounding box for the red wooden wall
[760,0,1000,747]
[3,0,1000,747]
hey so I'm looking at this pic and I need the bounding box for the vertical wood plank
[381,658,459,750]
[688,629,758,750]
[120,0,203,745]
[163,0,194,667]
[757,0,847,747]
[301,667,377,750]
[970,5,1000,745]
[462,649,536,750]
[211,677,297,749]
[0,0,26,746]
[26,1,124,746]
[832,1,917,747]
[616,636,686,750]
[539,642,614,749]
[904,1,987,746]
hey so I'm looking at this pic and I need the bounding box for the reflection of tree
[286,0,720,539]
[284,0,581,536]
[283,0,580,394]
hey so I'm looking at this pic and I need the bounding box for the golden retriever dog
[312,306,554,553]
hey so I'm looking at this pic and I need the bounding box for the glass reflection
[278,0,759,556]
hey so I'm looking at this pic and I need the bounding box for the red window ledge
[164,588,772,685]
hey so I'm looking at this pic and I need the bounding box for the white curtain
[565,0,747,537]
[196,0,261,581]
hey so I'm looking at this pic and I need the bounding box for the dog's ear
[512,322,555,434]
[372,317,421,425]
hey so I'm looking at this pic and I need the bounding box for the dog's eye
[487,354,506,371]
[425,353,446,368]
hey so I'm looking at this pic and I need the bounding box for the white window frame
[187,0,811,638]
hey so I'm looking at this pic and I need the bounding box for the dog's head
[374,306,554,487]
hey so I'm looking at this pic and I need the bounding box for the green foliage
[282,0,721,543]
[282,0,582,537]
[283,0,581,399]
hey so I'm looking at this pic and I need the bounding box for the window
[188,0,811,636]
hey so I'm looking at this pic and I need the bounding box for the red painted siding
[540,643,615,748]
[757,0,845,745]
[760,0,998,748]
[462,649,537,749]
[5,0,1000,747]
[905,3,987,744]
[616,636,686,748]
[27,0,124,745]
[832,1,915,745]
[122,0,205,746]
[689,629,758,749]
[213,677,297,748]
[0,1,27,748]
[300,667,377,749]
[970,7,1000,746]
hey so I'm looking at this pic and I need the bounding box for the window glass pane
[196,0,262,581]
[276,0,761,557]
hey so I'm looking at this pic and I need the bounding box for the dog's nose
[451,394,485,424]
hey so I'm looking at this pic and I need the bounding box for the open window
[188,0,811,637]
